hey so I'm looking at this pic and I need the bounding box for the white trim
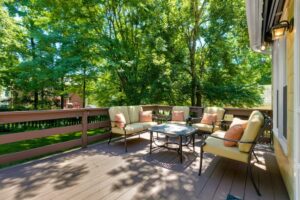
[294,0,300,199]
[273,128,288,155]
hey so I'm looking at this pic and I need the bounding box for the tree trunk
[34,90,38,110]
[82,66,86,108]
[190,52,196,106]
[30,36,38,109]
[60,95,64,109]
[196,61,205,106]
[60,79,65,109]
[41,89,45,109]
[189,0,199,106]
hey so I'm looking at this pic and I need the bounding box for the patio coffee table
[148,123,197,163]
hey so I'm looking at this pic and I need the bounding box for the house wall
[272,0,295,199]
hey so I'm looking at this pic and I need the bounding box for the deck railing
[0,108,111,165]
[0,105,272,166]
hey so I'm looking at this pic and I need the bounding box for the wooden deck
[0,133,289,200]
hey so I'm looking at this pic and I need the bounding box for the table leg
[166,135,169,147]
[150,131,153,154]
[179,136,183,163]
[193,134,195,152]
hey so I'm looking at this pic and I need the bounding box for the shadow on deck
[0,133,289,200]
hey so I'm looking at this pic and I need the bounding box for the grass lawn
[0,129,109,169]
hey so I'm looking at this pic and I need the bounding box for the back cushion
[115,113,126,128]
[201,113,217,125]
[172,111,185,121]
[128,106,143,123]
[238,111,264,152]
[204,107,225,122]
[139,111,153,122]
[172,106,189,120]
[109,106,130,127]
[230,118,248,130]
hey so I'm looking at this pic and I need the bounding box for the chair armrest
[207,135,256,144]
[190,117,202,124]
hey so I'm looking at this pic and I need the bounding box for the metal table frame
[149,124,197,163]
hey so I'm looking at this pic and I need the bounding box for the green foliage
[0,0,271,109]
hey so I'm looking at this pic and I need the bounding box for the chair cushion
[168,121,187,125]
[201,113,217,125]
[139,111,153,122]
[203,131,249,163]
[134,122,158,129]
[109,106,130,127]
[238,111,264,152]
[172,111,185,121]
[172,106,190,120]
[192,123,219,132]
[115,113,126,128]
[128,105,143,123]
[230,118,248,129]
[204,107,225,123]
[224,125,244,147]
[111,123,145,135]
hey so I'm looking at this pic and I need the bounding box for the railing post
[82,110,88,148]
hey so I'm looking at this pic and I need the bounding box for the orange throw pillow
[139,111,153,122]
[230,117,248,129]
[172,111,185,121]
[115,113,126,128]
[224,125,244,147]
[201,113,217,125]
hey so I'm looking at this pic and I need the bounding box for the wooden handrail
[0,108,111,165]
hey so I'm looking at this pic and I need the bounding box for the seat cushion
[192,123,220,132]
[128,105,143,123]
[109,106,130,127]
[134,122,158,129]
[168,121,187,125]
[111,123,145,135]
[238,111,264,152]
[172,106,190,120]
[203,131,249,163]
[204,107,225,123]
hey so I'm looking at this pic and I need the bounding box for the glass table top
[148,123,197,137]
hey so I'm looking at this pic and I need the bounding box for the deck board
[0,133,290,200]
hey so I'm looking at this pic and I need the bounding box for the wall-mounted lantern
[271,19,294,40]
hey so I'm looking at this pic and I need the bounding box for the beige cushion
[111,123,144,135]
[192,123,220,132]
[134,122,158,129]
[238,111,264,152]
[203,131,249,163]
[204,107,225,123]
[109,106,131,127]
[168,121,187,125]
[128,105,143,123]
[172,106,190,120]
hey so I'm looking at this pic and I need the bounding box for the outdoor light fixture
[271,19,294,40]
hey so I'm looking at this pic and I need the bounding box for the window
[272,36,288,153]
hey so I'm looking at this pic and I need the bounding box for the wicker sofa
[108,105,157,152]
